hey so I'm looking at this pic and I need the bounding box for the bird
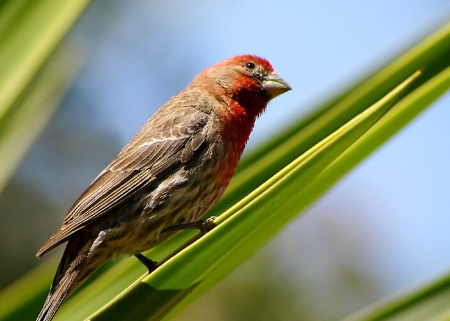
[36,54,291,321]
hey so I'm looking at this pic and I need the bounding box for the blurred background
[1,1,450,320]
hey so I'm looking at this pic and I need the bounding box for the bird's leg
[136,217,216,273]
[163,216,217,235]
[134,253,158,273]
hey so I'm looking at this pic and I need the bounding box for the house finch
[36,54,291,321]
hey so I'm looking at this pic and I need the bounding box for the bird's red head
[214,55,274,73]
[198,55,291,122]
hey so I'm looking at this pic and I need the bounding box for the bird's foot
[162,216,217,235]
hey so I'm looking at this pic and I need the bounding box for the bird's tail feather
[36,237,99,321]
[37,271,78,321]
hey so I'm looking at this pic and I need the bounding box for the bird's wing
[37,108,210,257]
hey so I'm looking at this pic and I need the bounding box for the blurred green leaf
[0,0,89,114]
[344,273,450,321]
[0,0,90,191]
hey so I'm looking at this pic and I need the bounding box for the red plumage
[36,55,290,321]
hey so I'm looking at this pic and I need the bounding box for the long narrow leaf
[344,273,450,321]
[0,0,90,191]
[0,0,90,115]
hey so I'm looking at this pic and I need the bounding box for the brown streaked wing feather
[37,109,209,257]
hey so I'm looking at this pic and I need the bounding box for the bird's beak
[263,73,292,99]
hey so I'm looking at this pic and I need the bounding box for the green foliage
[0,0,90,192]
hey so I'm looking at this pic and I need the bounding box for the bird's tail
[36,236,103,321]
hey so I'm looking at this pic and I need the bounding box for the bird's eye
[244,62,256,70]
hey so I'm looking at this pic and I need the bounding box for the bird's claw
[162,216,217,235]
